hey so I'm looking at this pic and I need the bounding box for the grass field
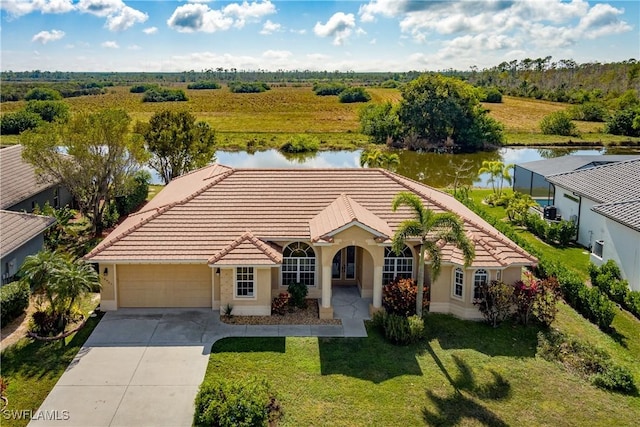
[2,85,638,150]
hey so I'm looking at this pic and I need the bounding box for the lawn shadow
[211,337,286,354]
[318,331,423,383]
[426,313,540,358]
[604,326,628,349]
[422,343,511,426]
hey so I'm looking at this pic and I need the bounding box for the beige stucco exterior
[98,227,526,321]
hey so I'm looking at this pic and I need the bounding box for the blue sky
[1,0,638,72]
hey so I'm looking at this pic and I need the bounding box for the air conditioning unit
[569,215,578,223]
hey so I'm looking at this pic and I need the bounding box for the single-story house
[0,144,73,213]
[85,164,536,320]
[547,159,640,291]
[513,155,639,207]
[1,210,56,285]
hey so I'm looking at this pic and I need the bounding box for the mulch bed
[221,299,341,325]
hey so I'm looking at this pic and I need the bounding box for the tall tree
[391,192,475,317]
[21,108,148,235]
[138,110,216,184]
[398,74,504,151]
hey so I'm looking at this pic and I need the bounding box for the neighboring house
[0,144,73,213]
[513,155,639,206]
[547,159,640,291]
[0,210,55,285]
[86,164,536,320]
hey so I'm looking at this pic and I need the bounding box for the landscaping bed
[221,299,341,326]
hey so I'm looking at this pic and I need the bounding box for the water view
[210,146,640,189]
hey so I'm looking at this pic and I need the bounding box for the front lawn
[0,297,102,427]
[202,315,640,426]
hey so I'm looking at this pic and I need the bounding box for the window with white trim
[453,268,464,299]
[383,246,413,285]
[473,269,488,301]
[235,267,255,298]
[282,242,316,286]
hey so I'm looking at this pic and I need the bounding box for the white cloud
[143,26,158,35]
[167,1,275,33]
[77,0,147,31]
[101,40,119,48]
[32,29,65,44]
[1,0,74,17]
[262,49,292,60]
[128,44,141,50]
[260,19,281,35]
[314,12,355,45]
[577,3,631,39]
[290,28,306,35]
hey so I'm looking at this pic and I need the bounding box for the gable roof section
[85,165,536,268]
[208,231,282,266]
[309,193,393,242]
[547,158,640,204]
[592,200,640,232]
[0,210,55,257]
[0,145,59,209]
[516,155,639,178]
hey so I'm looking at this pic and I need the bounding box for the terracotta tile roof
[592,199,640,232]
[208,231,282,266]
[309,193,393,242]
[547,158,640,204]
[0,210,55,257]
[86,165,536,268]
[0,145,59,209]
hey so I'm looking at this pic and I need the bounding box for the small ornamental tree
[475,280,514,327]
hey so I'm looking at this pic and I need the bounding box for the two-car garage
[115,264,212,308]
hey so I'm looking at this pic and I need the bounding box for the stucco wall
[8,185,73,213]
[98,263,117,310]
[1,233,46,284]
[219,267,271,315]
[592,218,640,292]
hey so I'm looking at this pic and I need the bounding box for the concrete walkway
[29,294,370,427]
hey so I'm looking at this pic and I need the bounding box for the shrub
[481,87,502,103]
[582,287,615,329]
[523,213,575,247]
[604,108,640,137]
[624,291,640,319]
[130,84,159,93]
[538,330,636,394]
[115,170,150,216]
[338,87,371,103]
[228,81,270,93]
[271,292,290,315]
[102,200,120,229]
[533,277,560,327]
[142,88,188,102]
[0,281,30,327]
[540,111,578,136]
[0,110,42,134]
[505,192,534,225]
[590,260,639,319]
[279,134,320,153]
[513,275,537,325]
[193,377,282,427]
[375,312,424,345]
[25,87,62,101]
[25,100,69,122]
[382,277,427,317]
[475,280,514,327]
[287,282,308,309]
[312,82,346,96]
[568,102,608,122]
[30,308,60,336]
[187,81,221,90]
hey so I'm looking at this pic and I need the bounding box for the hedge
[0,281,30,327]
[457,195,615,329]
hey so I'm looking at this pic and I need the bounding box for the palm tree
[19,250,66,309]
[360,149,400,170]
[478,160,513,198]
[391,192,475,317]
[57,260,98,321]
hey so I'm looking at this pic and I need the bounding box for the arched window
[383,246,413,285]
[473,269,488,300]
[282,242,316,286]
[453,268,464,299]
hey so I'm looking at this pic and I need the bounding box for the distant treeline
[0,80,113,102]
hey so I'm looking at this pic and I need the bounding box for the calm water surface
[147,146,640,187]
[213,147,640,188]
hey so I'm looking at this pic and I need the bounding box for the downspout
[576,194,582,245]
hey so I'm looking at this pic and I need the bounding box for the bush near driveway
[0,282,30,327]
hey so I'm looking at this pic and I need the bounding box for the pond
[148,146,640,188]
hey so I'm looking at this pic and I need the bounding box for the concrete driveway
[29,305,367,427]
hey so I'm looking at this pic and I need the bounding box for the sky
[0,0,638,72]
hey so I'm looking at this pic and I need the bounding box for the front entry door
[332,246,356,284]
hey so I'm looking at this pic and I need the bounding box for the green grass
[202,316,639,426]
[0,296,102,427]
[468,189,590,279]
[146,184,164,201]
